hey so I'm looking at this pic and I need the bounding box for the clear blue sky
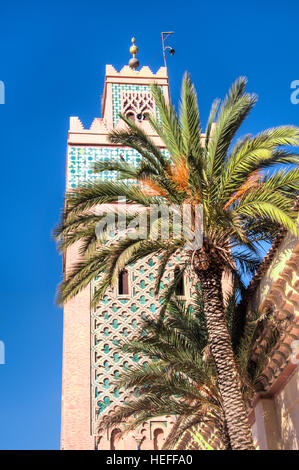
[0,0,298,450]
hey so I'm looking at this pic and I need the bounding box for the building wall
[249,232,299,313]
[61,242,94,450]
[248,227,299,450]
[275,369,299,449]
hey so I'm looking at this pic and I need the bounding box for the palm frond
[149,83,184,162]
[179,72,202,160]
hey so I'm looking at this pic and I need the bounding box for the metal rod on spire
[161,31,175,67]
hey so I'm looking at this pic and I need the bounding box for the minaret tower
[61,40,186,450]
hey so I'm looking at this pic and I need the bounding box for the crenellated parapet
[105,64,168,79]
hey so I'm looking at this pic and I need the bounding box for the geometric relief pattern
[91,255,198,435]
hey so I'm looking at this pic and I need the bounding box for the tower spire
[128,37,140,70]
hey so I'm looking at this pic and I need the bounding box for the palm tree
[55,74,299,449]
[97,288,279,450]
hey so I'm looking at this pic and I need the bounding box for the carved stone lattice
[121,91,155,120]
[91,254,198,435]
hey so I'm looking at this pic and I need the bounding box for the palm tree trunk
[194,265,255,450]
[163,414,231,450]
[215,416,232,450]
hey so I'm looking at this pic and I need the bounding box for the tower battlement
[104,64,168,78]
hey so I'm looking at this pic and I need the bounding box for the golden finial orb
[130,37,138,57]
[129,37,139,70]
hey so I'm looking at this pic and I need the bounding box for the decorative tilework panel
[67,147,142,190]
[67,146,169,190]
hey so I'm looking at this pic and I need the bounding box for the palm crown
[56,74,299,307]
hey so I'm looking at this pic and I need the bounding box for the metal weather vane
[161,31,175,67]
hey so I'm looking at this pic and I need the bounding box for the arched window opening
[118,269,129,295]
[174,267,185,296]
[126,112,135,122]
[153,428,164,450]
[110,428,122,450]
